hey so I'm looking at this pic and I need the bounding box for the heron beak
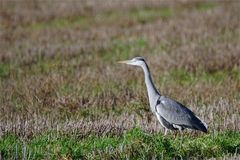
[117,60,131,64]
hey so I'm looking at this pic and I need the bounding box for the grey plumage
[156,96,207,133]
[118,57,208,135]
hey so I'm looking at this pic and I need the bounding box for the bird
[118,57,208,135]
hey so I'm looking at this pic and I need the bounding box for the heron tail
[193,116,208,133]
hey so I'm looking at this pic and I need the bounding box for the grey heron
[118,57,208,135]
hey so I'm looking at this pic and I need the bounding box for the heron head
[118,57,146,66]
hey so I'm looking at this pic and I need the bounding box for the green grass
[27,7,173,31]
[27,8,164,30]
[159,69,240,86]
[0,63,10,79]
[0,128,239,159]
[195,2,216,11]
[27,2,216,31]
[14,1,217,31]
[129,7,173,23]
[28,16,91,30]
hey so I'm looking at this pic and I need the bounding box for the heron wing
[155,96,200,128]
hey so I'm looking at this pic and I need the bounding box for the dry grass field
[0,0,240,159]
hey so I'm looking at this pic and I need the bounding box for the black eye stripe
[134,57,145,61]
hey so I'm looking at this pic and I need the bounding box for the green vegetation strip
[26,2,216,30]
[27,7,173,30]
[0,128,239,159]
[0,63,11,79]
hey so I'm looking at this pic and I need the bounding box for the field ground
[0,0,240,159]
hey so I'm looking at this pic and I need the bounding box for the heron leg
[164,128,168,136]
[179,129,183,135]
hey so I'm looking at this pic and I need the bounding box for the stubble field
[0,0,240,159]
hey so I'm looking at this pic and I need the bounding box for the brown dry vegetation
[0,0,240,142]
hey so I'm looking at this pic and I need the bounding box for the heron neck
[141,63,160,108]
